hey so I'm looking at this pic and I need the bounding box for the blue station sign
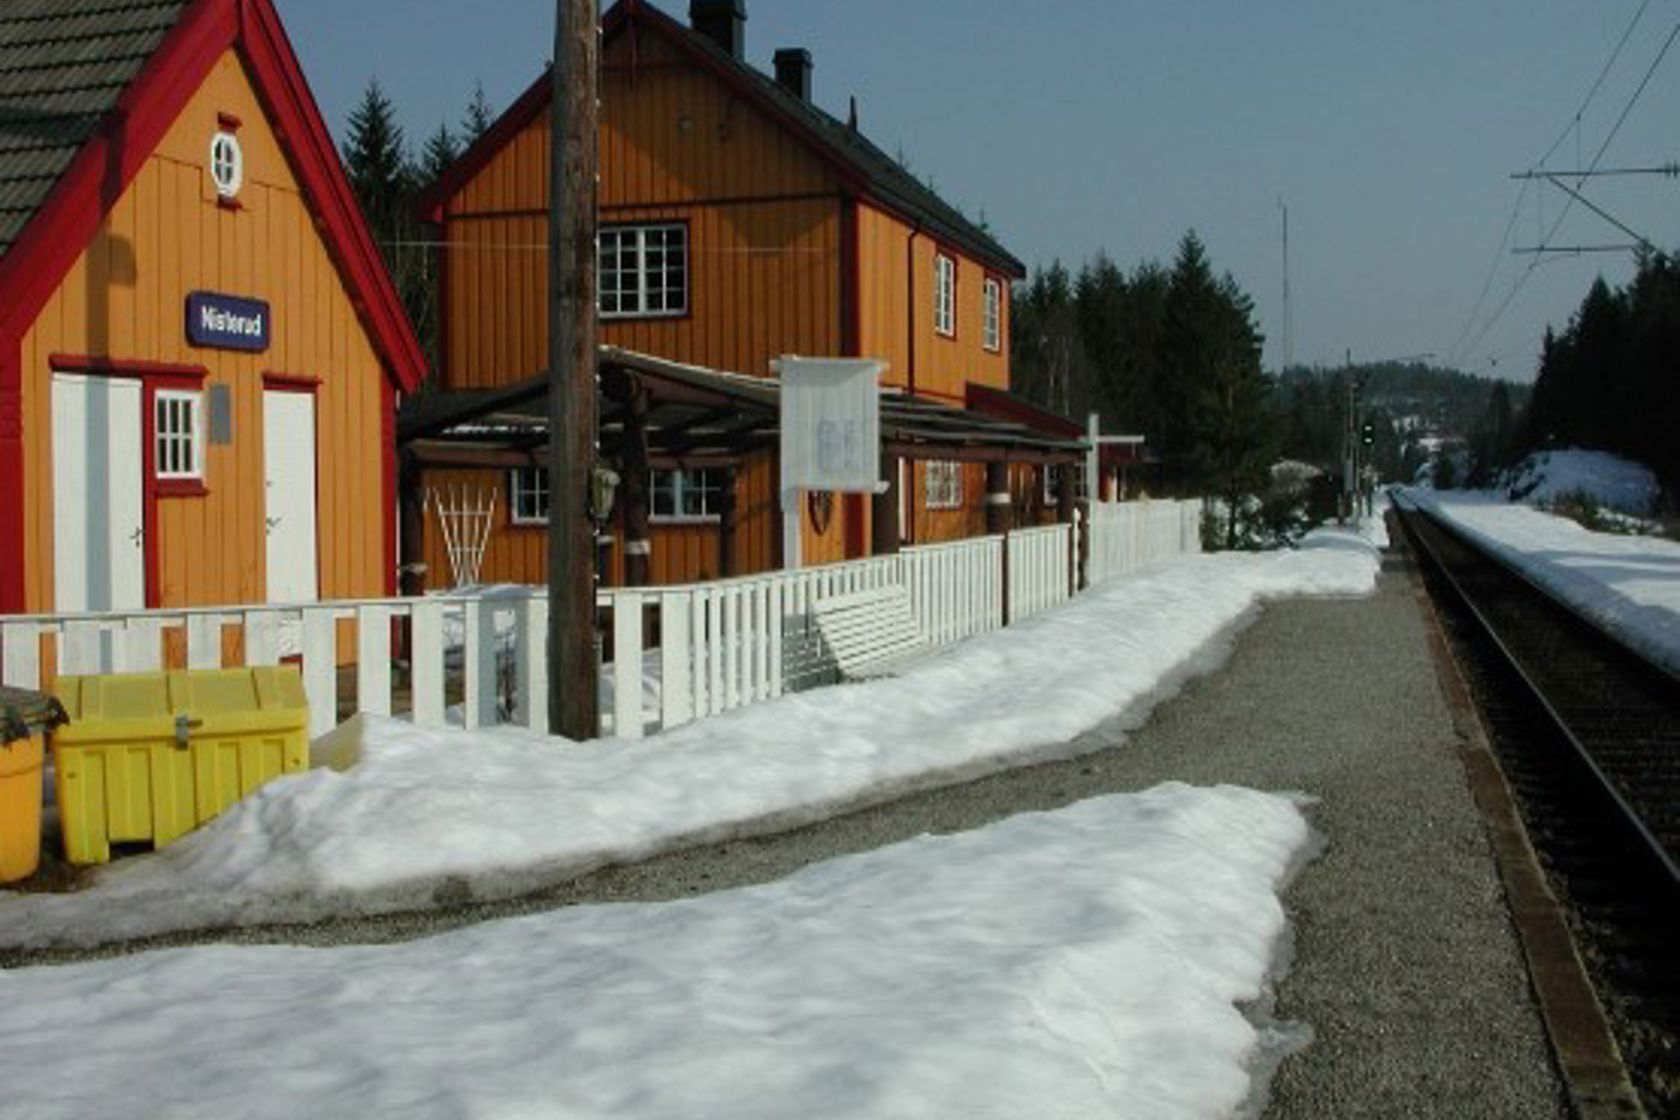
[186,291,271,352]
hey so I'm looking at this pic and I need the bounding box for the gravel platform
[7,548,1570,1118]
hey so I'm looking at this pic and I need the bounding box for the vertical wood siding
[440,30,846,391]
[19,51,391,613]
[854,203,1010,399]
[419,452,781,591]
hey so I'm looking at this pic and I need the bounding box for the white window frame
[154,390,204,481]
[982,277,1002,352]
[509,467,549,525]
[923,460,963,510]
[1042,463,1087,506]
[209,131,243,200]
[934,253,956,337]
[650,467,723,524]
[599,223,688,320]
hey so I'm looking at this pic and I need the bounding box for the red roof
[0,0,426,394]
[0,0,427,613]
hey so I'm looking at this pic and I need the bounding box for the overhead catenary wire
[1452,15,1679,370]
[1445,0,1658,368]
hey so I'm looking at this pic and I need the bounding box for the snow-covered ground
[0,786,1309,1120]
[1501,448,1660,517]
[1410,489,1680,676]
[0,519,1384,951]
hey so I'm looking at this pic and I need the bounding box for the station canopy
[399,347,1090,471]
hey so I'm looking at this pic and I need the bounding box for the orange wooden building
[407,0,1079,590]
[0,0,427,620]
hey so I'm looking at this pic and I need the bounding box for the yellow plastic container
[0,733,44,884]
[52,667,309,866]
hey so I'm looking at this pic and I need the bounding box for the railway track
[1395,501,1679,1117]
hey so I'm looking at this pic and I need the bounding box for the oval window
[209,131,243,199]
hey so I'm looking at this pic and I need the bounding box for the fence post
[357,605,393,718]
[613,591,644,740]
[300,608,337,738]
[411,600,446,728]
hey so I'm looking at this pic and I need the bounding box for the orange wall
[19,50,391,613]
[440,28,846,390]
[419,453,783,590]
[856,203,1011,400]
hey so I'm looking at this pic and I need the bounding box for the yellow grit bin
[52,667,309,865]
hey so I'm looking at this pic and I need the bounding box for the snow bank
[1502,449,1659,516]
[1411,492,1680,676]
[0,786,1311,1120]
[0,523,1381,948]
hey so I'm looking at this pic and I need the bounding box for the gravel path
[6,547,1569,1117]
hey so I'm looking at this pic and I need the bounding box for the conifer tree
[462,81,495,143]
[420,121,461,186]
[342,79,412,242]
[342,79,437,368]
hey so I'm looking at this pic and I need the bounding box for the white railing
[0,592,549,741]
[902,535,1004,646]
[0,536,1010,744]
[1,511,1206,745]
[1007,524,1074,622]
[1085,499,1205,587]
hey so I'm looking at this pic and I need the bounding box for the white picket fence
[1007,525,1073,622]
[1085,499,1204,587]
[601,535,1005,738]
[0,505,1204,744]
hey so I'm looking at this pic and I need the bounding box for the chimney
[773,48,812,101]
[690,0,746,60]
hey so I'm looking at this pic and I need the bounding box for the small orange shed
[0,0,426,620]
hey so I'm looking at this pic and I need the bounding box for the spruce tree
[462,81,495,143]
[342,79,438,369]
[420,121,461,186]
[342,79,412,241]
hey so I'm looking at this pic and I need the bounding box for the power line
[1534,0,1653,169]
[1455,18,1679,368]
[1445,0,1657,368]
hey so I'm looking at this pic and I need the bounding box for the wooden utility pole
[547,0,600,739]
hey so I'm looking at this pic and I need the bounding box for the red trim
[237,0,426,392]
[965,383,1083,438]
[0,337,24,614]
[0,0,234,342]
[52,364,214,608]
[261,371,322,392]
[216,195,243,211]
[416,67,553,223]
[0,0,426,396]
[904,385,967,405]
[139,382,163,609]
[216,110,243,130]
[49,354,209,381]
[382,386,397,596]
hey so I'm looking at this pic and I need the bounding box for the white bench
[809,585,927,681]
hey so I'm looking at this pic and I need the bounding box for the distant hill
[1274,362,1527,483]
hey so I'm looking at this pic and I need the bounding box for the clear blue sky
[275,0,1679,382]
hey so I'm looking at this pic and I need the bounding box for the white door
[263,391,319,604]
[52,374,145,612]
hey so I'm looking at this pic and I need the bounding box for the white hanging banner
[774,356,887,569]
[775,357,885,492]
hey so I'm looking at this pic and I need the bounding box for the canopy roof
[400,348,1088,470]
